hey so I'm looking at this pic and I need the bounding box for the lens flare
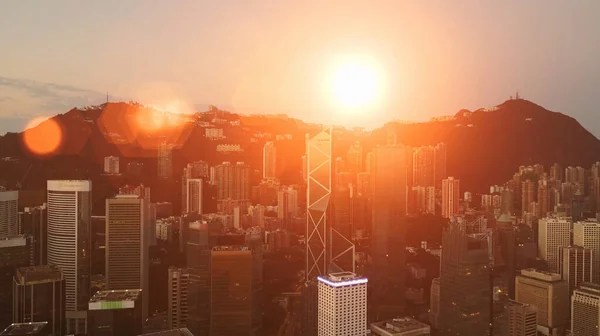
[22,117,63,156]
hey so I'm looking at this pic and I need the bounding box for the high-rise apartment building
[0,188,18,236]
[571,283,600,336]
[103,156,120,174]
[573,220,600,284]
[412,146,435,187]
[521,180,535,216]
[537,182,549,218]
[515,269,568,334]
[214,162,250,201]
[317,272,367,336]
[549,163,562,182]
[506,300,537,336]
[441,177,460,218]
[434,143,447,189]
[0,236,32,330]
[12,265,65,336]
[88,289,143,336]
[538,217,571,273]
[18,204,47,265]
[262,141,276,179]
[559,246,593,297]
[105,194,150,320]
[429,278,440,329]
[47,180,91,335]
[158,142,173,178]
[210,246,253,336]
[371,144,408,317]
[305,129,332,279]
[183,179,203,215]
[346,141,363,173]
[168,267,189,329]
[438,222,491,335]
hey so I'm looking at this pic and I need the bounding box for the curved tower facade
[47,180,91,335]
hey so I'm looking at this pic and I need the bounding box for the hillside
[0,98,599,210]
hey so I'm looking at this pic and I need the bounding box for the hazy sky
[2,1,600,134]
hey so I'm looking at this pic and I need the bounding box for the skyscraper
[438,222,491,335]
[521,180,535,216]
[538,217,571,273]
[186,220,211,336]
[515,269,568,335]
[47,180,91,335]
[0,188,18,236]
[346,141,363,174]
[18,204,47,265]
[434,142,447,189]
[441,177,460,218]
[210,246,253,336]
[103,156,120,174]
[88,289,143,336]
[168,267,189,329]
[505,300,537,336]
[330,173,354,273]
[559,245,593,297]
[183,179,203,215]
[317,272,367,336]
[158,142,173,178]
[571,283,600,336]
[305,129,332,279]
[371,144,408,318]
[573,220,600,284]
[412,146,435,187]
[0,236,32,330]
[12,265,65,336]
[105,194,150,319]
[262,141,276,179]
[214,162,250,201]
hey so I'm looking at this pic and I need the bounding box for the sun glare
[331,58,382,110]
[22,117,63,156]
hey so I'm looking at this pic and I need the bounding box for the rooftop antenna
[106,92,109,103]
[516,90,520,100]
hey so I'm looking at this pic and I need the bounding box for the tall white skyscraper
[573,220,600,282]
[559,245,593,297]
[442,177,460,218]
[0,187,18,236]
[47,180,91,335]
[168,266,189,329]
[538,217,571,273]
[571,283,600,336]
[263,141,276,179]
[105,194,150,319]
[158,141,173,178]
[317,272,367,336]
[306,129,332,279]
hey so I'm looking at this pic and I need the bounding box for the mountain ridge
[0,98,599,200]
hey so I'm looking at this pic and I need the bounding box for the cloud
[0,76,107,133]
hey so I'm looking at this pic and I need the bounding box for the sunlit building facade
[317,272,367,336]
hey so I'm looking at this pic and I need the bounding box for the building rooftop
[519,268,562,282]
[576,283,600,296]
[0,236,28,248]
[16,265,62,285]
[318,272,368,287]
[212,245,250,252]
[0,322,48,335]
[89,289,141,310]
[370,317,431,336]
[139,328,194,336]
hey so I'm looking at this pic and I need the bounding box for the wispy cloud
[0,76,107,133]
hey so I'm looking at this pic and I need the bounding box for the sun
[330,57,382,110]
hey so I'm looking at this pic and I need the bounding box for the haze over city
[2,1,600,134]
